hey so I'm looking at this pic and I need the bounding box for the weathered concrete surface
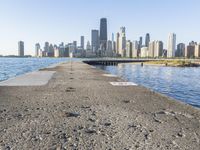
[0,71,55,86]
[0,62,200,150]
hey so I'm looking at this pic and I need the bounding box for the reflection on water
[96,64,200,108]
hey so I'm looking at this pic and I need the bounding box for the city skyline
[0,0,200,55]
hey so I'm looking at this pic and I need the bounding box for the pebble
[65,112,80,117]
[123,100,130,103]
[104,122,111,126]
[85,128,97,134]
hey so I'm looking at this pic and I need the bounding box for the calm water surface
[96,64,200,108]
[0,57,75,81]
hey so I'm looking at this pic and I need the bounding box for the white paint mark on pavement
[110,82,138,86]
[103,74,117,77]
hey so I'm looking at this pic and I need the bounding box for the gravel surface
[0,62,200,150]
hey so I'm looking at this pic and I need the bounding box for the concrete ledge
[0,71,56,86]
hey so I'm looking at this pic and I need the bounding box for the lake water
[96,64,200,108]
[0,57,72,81]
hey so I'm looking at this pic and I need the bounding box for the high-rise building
[73,41,77,50]
[118,27,126,57]
[35,43,40,57]
[18,41,24,57]
[126,40,132,58]
[185,42,195,58]
[195,44,200,58]
[100,18,107,52]
[116,33,120,55]
[141,47,148,57]
[80,36,84,49]
[154,41,163,57]
[86,41,91,51]
[132,41,139,57]
[145,33,150,47]
[106,40,113,57]
[167,33,176,58]
[111,33,116,54]
[91,30,99,53]
[139,37,143,49]
[185,45,195,58]
[176,43,185,57]
[148,41,155,57]
[54,45,60,58]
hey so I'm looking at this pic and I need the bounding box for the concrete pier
[0,62,200,149]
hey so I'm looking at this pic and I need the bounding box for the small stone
[104,122,111,126]
[177,131,185,137]
[123,100,130,103]
[88,117,96,122]
[85,128,96,134]
[65,112,80,117]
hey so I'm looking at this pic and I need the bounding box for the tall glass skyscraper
[80,36,84,49]
[145,33,150,47]
[91,30,99,53]
[167,33,176,58]
[100,18,107,52]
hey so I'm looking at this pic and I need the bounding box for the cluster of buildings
[17,18,200,58]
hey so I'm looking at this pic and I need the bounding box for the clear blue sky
[0,0,200,55]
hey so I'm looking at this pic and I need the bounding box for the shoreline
[0,61,67,83]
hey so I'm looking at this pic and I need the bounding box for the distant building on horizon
[141,47,148,57]
[154,41,163,57]
[139,36,143,49]
[195,43,200,58]
[80,36,84,50]
[176,43,185,57]
[145,33,150,47]
[100,18,107,54]
[126,40,132,58]
[185,41,195,58]
[18,41,24,57]
[167,33,176,58]
[35,43,40,57]
[106,40,113,57]
[91,30,99,54]
[132,41,139,57]
[118,27,126,57]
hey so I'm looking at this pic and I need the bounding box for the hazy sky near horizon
[0,0,200,55]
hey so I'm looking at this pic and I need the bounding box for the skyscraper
[116,33,120,55]
[185,42,195,58]
[176,43,185,57]
[80,36,84,49]
[44,42,50,56]
[118,27,126,57]
[132,41,139,58]
[139,37,143,49]
[100,18,107,52]
[106,40,113,57]
[148,41,155,57]
[126,40,132,58]
[35,43,40,57]
[154,41,163,57]
[167,33,176,58]
[145,33,150,47]
[18,41,24,57]
[73,41,77,50]
[195,44,200,58]
[91,30,99,53]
